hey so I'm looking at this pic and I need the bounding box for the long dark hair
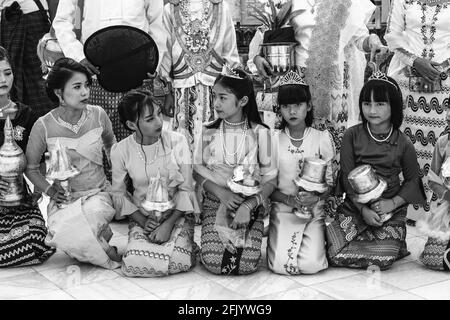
[359,76,403,129]
[118,89,166,178]
[206,68,268,129]
[45,57,92,103]
[276,84,314,130]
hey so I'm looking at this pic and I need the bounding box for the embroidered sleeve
[25,119,47,172]
[99,106,117,162]
[110,143,139,219]
[395,48,418,67]
[172,133,200,214]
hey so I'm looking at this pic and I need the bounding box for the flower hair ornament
[279,70,308,87]
[221,63,244,80]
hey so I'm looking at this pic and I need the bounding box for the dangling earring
[60,99,66,108]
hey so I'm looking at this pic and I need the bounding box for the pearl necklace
[134,134,160,166]
[223,118,246,127]
[220,120,248,166]
[285,127,310,142]
[0,100,15,117]
[366,123,393,143]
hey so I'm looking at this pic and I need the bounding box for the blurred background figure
[0,0,57,117]
[385,0,450,221]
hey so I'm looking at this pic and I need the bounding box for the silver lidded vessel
[0,115,27,206]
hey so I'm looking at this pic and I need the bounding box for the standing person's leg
[0,4,26,104]
[173,84,215,223]
[173,84,214,153]
[22,11,57,117]
[396,72,450,222]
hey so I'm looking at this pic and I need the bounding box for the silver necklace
[223,118,246,127]
[58,109,87,134]
[366,123,393,143]
[219,120,248,166]
[285,127,310,142]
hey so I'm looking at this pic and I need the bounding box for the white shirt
[385,0,450,77]
[0,0,48,14]
[53,0,166,65]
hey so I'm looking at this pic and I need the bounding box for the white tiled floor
[2,215,449,300]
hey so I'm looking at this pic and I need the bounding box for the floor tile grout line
[33,264,121,291]
[308,273,407,300]
[127,274,212,296]
[62,276,152,300]
[404,278,450,299]
[151,280,246,300]
[11,289,73,300]
[369,262,450,292]
[287,269,367,286]
[257,285,337,300]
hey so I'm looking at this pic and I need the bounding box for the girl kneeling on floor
[26,58,121,269]
[194,67,277,275]
[326,71,426,270]
[112,90,199,277]
[267,71,336,275]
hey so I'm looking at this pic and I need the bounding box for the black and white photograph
[0,0,448,303]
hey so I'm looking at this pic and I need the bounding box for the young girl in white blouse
[267,71,336,275]
[111,89,199,277]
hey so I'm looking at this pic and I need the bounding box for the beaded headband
[221,63,244,80]
[280,70,307,86]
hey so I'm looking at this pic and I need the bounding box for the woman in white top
[26,58,121,269]
[384,0,450,221]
